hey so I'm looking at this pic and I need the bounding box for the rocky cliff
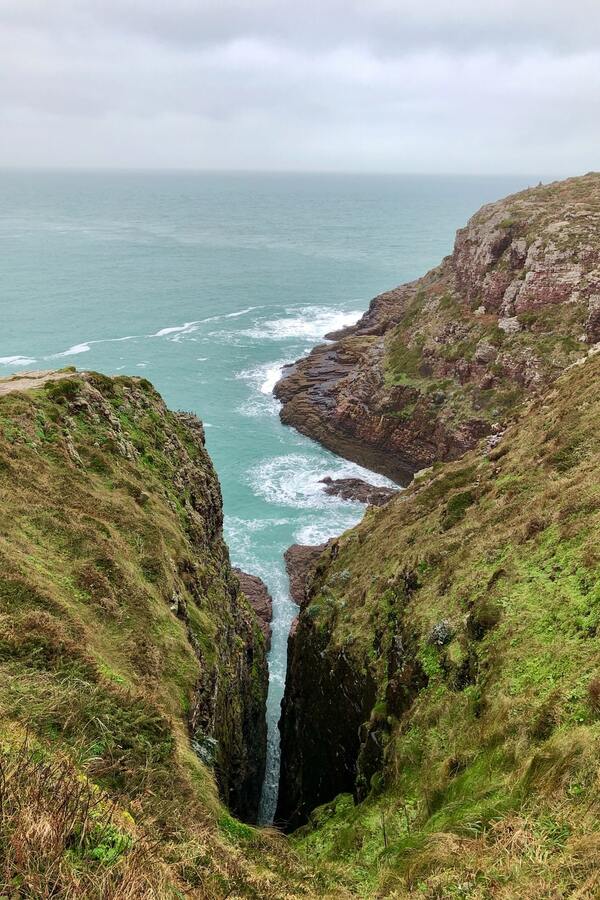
[275,173,600,481]
[0,370,315,897]
[278,347,600,895]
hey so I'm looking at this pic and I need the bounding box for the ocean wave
[45,334,136,360]
[237,358,289,395]
[239,306,362,342]
[246,452,394,511]
[51,342,92,358]
[0,356,37,367]
[250,450,398,508]
[151,322,197,338]
[235,359,291,417]
[224,516,292,571]
[295,516,361,546]
[149,306,261,341]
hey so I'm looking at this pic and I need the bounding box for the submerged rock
[319,475,398,506]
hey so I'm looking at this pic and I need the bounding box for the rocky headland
[4,173,600,899]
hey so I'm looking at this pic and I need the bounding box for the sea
[0,170,541,822]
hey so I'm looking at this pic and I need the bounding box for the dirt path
[0,370,81,397]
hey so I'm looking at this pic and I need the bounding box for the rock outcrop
[275,173,600,480]
[234,569,273,650]
[284,542,328,608]
[276,599,377,831]
[320,476,399,506]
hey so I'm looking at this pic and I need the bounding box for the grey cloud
[0,1,598,172]
[5,0,600,53]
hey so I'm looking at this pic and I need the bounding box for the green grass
[0,373,318,899]
[289,352,600,897]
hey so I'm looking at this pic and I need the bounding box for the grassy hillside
[281,350,600,898]
[0,370,321,898]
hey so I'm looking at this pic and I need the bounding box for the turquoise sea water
[0,171,540,821]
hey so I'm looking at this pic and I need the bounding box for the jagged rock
[498,316,522,334]
[319,476,398,506]
[234,569,273,650]
[429,620,455,646]
[276,619,377,831]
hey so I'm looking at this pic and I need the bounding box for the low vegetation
[0,371,320,898]
[288,351,600,897]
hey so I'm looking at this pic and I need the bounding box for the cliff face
[275,173,600,481]
[279,349,600,895]
[0,371,296,896]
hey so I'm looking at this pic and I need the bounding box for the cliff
[275,173,600,481]
[278,348,600,895]
[0,370,317,898]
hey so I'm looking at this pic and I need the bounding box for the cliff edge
[0,370,317,897]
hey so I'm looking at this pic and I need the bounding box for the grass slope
[292,351,600,898]
[0,371,322,898]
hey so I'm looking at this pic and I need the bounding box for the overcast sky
[0,0,599,173]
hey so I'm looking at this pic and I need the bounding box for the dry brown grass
[0,739,172,899]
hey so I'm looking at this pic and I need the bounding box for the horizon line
[0,164,568,180]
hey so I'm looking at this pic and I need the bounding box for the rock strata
[275,174,600,480]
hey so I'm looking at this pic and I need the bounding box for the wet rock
[284,543,327,608]
[233,569,273,651]
[276,619,377,831]
[319,476,399,506]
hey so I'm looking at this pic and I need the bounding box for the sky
[0,0,599,173]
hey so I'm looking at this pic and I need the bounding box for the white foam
[52,342,91,358]
[295,515,362,546]
[149,306,260,341]
[240,306,362,342]
[0,355,36,367]
[235,359,290,417]
[260,362,286,394]
[45,334,137,360]
[219,305,261,320]
[237,358,289,394]
[224,516,292,571]
[246,453,395,511]
[151,322,197,338]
